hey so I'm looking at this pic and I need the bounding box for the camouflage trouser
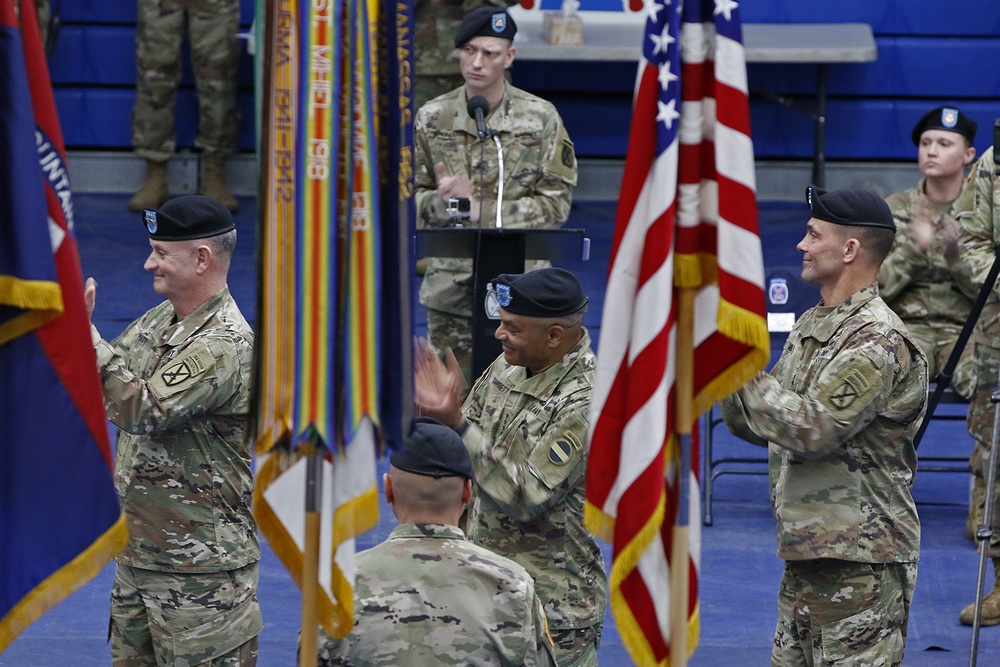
[772,559,916,667]
[968,339,1000,556]
[426,307,473,387]
[110,562,262,667]
[551,624,601,667]
[132,0,241,162]
[907,321,977,399]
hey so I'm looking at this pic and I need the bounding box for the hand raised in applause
[413,336,467,429]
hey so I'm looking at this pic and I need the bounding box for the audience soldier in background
[879,106,978,400]
[85,195,260,665]
[128,0,241,213]
[414,7,577,385]
[317,417,556,667]
[877,106,981,539]
[415,267,608,667]
[720,187,928,666]
[956,145,1000,626]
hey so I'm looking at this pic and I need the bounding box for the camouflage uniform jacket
[461,329,608,630]
[878,178,977,330]
[415,82,577,316]
[719,284,927,564]
[956,146,1000,345]
[93,287,259,573]
[322,523,556,667]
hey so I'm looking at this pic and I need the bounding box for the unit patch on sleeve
[155,350,211,394]
[819,359,877,419]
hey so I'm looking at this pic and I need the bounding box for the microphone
[467,96,491,142]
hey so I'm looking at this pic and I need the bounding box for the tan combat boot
[200,156,238,212]
[960,557,1000,626]
[968,474,986,542]
[127,160,168,212]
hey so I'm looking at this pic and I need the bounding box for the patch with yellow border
[547,431,581,466]
[154,350,211,394]
[819,360,876,418]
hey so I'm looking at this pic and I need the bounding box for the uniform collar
[159,286,232,347]
[389,523,467,541]
[808,283,879,343]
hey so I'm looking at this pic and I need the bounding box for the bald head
[385,466,471,526]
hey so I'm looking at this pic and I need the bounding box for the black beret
[454,7,517,48]
[911,105,977,146]
[490,268,588,318]
[143,195,235,241]
[389,417,472,479]
[806,186,895,232]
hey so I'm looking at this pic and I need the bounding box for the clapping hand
[413,336,467,428]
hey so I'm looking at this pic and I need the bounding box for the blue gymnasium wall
[49,1,1000,161]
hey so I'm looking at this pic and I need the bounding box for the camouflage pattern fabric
[110,562,262,667]
[879,179,978,398]
[93,286,258,572]
[460,329,607,666]
[720,283,927,565]
[426,307,473,384]
[772,559,916,667]
[317,523,556,667]
[415,81,577,324]
[957,146,1000,555]
[94,286,259,663]
[132,0,241,162]
[413,0,519,110]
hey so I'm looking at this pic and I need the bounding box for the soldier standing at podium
[414,7,578,385]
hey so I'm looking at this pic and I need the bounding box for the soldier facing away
[720,187,928,666]
[317,417,556,667]
[85,195,261,666]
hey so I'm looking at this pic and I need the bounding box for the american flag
[584,1,768,664]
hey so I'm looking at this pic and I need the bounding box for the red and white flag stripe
[585,1,768,664]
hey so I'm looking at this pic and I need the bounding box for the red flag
[1,0,125,651]
[584,1,768,664]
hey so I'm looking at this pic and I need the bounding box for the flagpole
[299,447,323,667]
[670,286,695,666]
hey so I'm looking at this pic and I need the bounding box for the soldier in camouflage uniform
[85,195,261,666]
[415,7,577,384]
[414,268,608,667]
[720,187,928,666]
[129,0,241,213]
[318,418,556,666]
[879,106,979,399]
[879,106,982,542]
[413,0,520,111]
[956,145,1000,626]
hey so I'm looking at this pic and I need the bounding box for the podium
[416,228,590,379]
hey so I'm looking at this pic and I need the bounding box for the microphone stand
[491,132,504,229]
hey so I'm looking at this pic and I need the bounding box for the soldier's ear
[383,473,394,504]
